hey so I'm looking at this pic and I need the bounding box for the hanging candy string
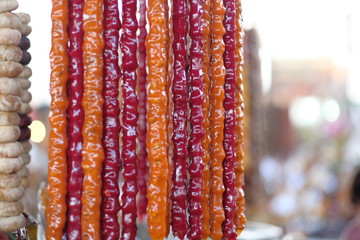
[120,0,139,238]
[188,0,205,238]
[146,0,170,238]
[222,0,237,237]
[101,0,121,238]
[137,0,149,221]
[66,0,84,238]
[201,0,212,237]
[209,0,226,238]
[234,0,246,234]
[171,0,188,238]
[47,0,69,239]
[81,0,105,238]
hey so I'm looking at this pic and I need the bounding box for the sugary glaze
[80,0,104,238]
[47,0,69,239]
[209,0,226,238]
[146,0,169,238]
[101,0,121,238]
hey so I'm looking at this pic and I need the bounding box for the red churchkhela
[171,0,189,238]
[223,0,238,238]
[121,0,139,238]
[188,0,205,238]
[137,0,149,221]
[66,0,84,238]
[101,0,122,239]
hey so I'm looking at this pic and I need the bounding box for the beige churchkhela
[0,0,32,233]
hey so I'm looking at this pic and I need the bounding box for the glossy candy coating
[81,0,104,238]
[201,0,211,237]
[234,0,246,234]
[222,0,237,237]
[137,0,149,221]
[47,0,69,239]
[100,0,121,239]
[120,0,139,238]
[188,0,205,238]
[66,0,84,238]
[146,0,169,238]
[171,0,188,238]
[209,0,226,238]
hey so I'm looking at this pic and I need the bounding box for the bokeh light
[29,120,46,143]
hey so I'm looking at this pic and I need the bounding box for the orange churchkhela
[47,0,69,239]
[209,0,227,238]
[146,0,170,239]
[80,0,104,238]
[201,0,212,237]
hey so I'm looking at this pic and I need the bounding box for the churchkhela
[0,0,33,233]
[47,0,246,239]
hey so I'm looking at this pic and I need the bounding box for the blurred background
[15,0,360,239]
[242,0,360,239]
